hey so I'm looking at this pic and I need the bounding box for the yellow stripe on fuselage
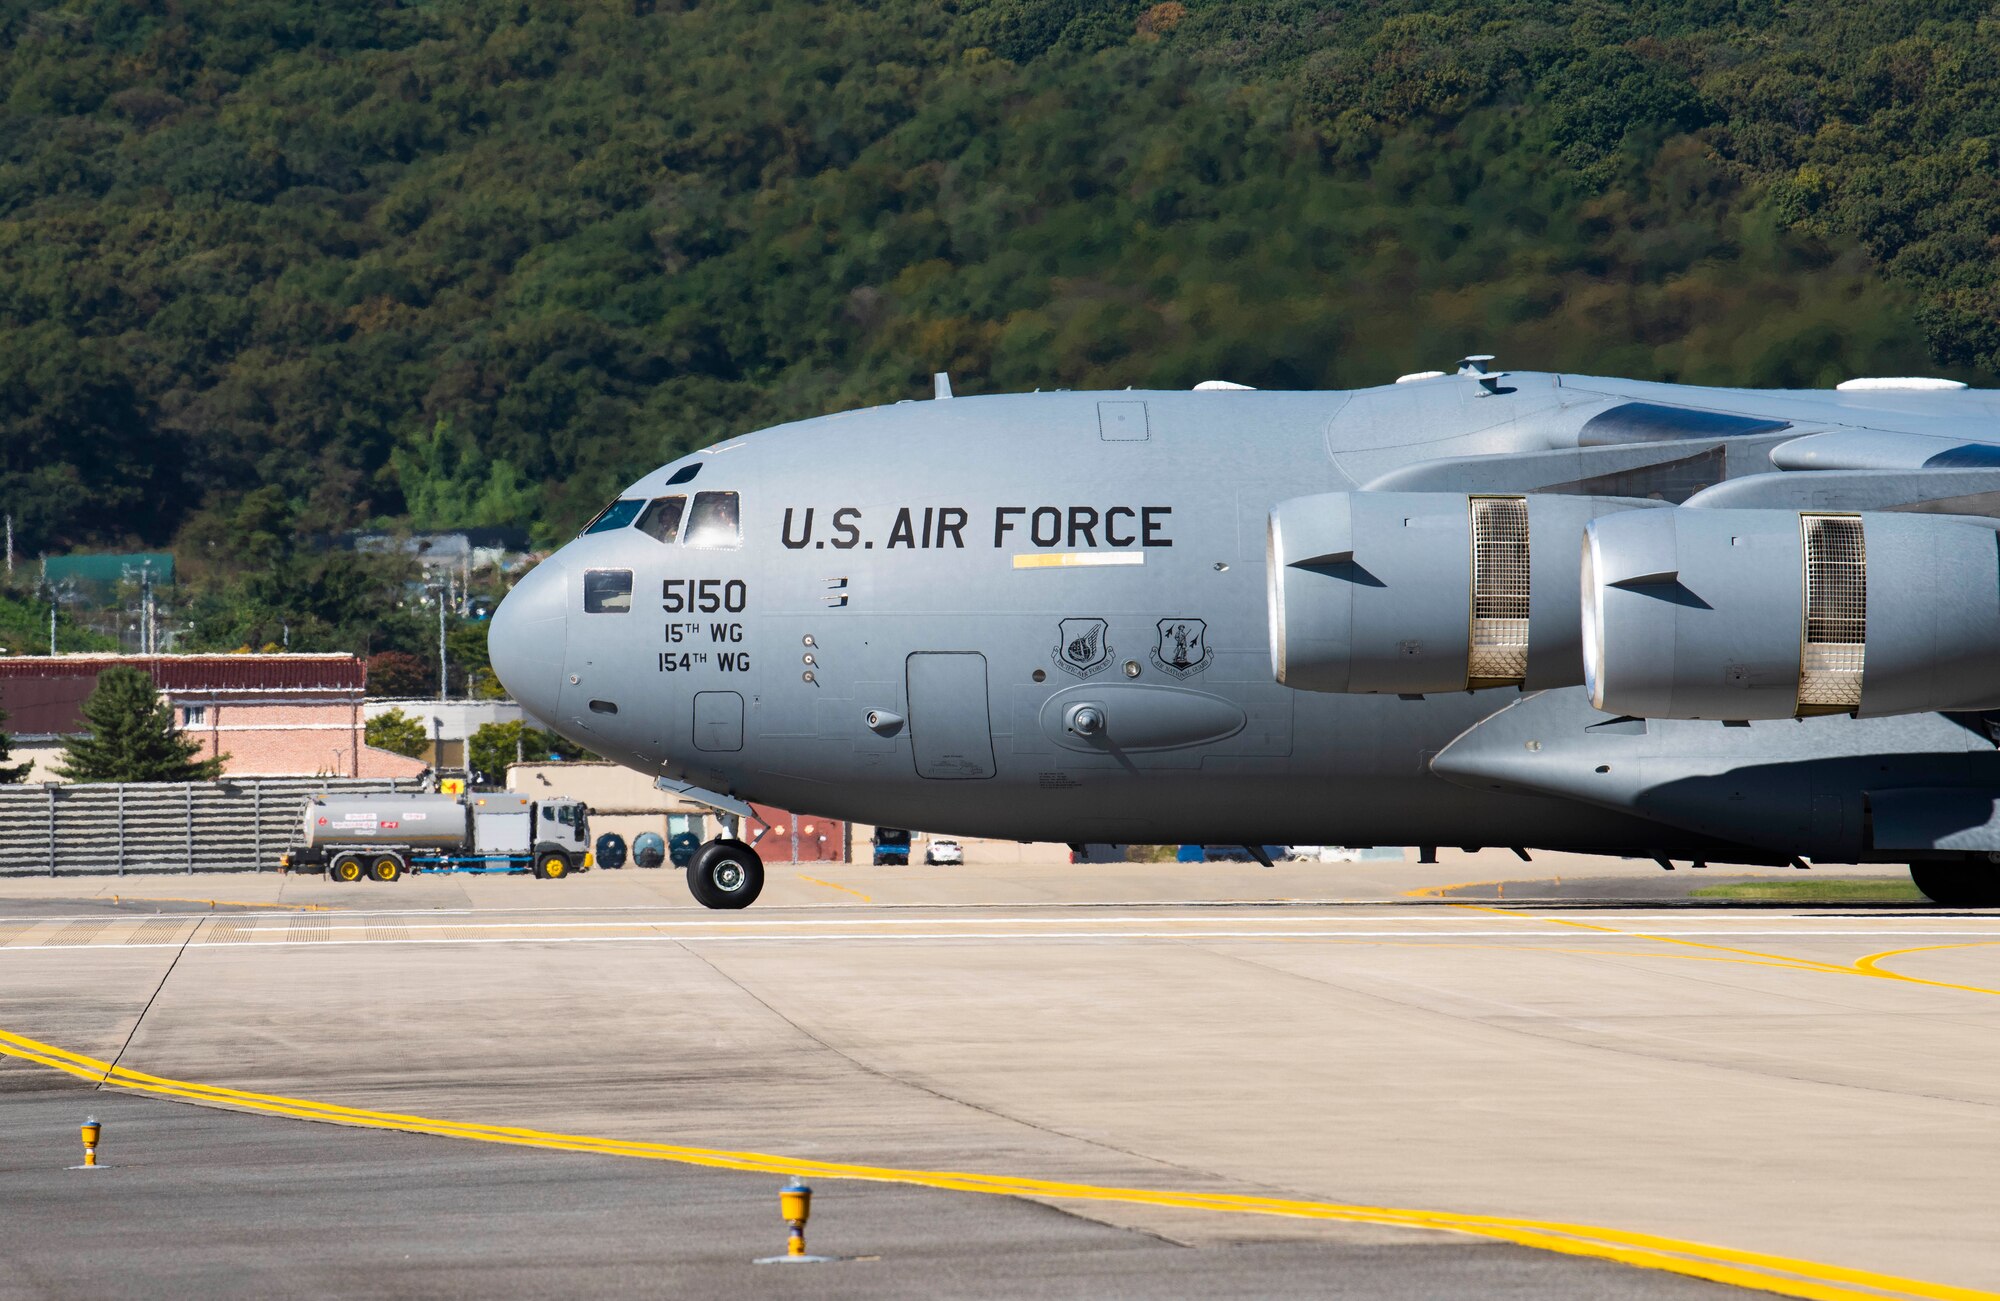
[1012,552,1145,569]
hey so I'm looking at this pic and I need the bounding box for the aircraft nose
[489,558,568,724]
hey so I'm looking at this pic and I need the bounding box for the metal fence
[0,778,424,876]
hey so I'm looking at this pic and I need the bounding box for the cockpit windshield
[581,490,737,549]
[683,491,741,549]
[582,498,644,535]
[636,495,687,544]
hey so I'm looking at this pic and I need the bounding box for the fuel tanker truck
[282,791,593,882]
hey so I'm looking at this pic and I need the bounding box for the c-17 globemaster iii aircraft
[489,359,2000,909]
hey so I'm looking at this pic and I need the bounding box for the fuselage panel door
[907,653,997,780]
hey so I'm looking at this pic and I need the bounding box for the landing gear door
[906,653,997,780]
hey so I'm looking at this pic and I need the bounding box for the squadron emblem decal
[1053,618,1113,679]
[1150,618,1211,678]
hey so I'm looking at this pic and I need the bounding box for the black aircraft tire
[687,840,764,910]
[1910,862,2000,907]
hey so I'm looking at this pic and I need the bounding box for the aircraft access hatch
[907,653,997,780]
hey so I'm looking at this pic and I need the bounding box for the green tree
[365,707,430,759]
[469,720,591,784]
[0,705,31,784]
[54,668,227,783]
[392,417,536,529]
[8,0,2000,584]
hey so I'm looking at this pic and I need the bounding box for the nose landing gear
[687,838,765,909]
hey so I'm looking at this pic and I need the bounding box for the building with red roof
[0,654,428,782]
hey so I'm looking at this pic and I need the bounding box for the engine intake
[1584,508,2000,719]
[1267,492,1656,694]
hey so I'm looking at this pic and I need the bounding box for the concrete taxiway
[0,855,1993,1298]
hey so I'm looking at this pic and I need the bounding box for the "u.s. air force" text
[780,505,1172,551]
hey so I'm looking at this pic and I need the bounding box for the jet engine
[1267,492,1659,694]
[1584,507,2000,719]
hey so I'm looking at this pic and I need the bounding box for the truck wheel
[534,851,573,880]
[687,839,763,910]
[369,855,404,883]
[330,854,365,883]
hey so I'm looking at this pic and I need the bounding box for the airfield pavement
[0,852,1995,1299]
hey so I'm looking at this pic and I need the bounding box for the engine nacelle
[1584,508,2000,719]
[1268,492,1658,694]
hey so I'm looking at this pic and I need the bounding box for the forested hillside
[2,0,1995,583]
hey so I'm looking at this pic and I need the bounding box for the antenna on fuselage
[933,372,953,400]
[1457,354,1510,395]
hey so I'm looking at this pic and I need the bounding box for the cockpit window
[682,491,741,550]
[583,569,633,613]
[582,498,644,535]
[636,496,687,544]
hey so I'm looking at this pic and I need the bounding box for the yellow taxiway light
[78,1116,101,1169]
[756,1178,837,1263]
[781,1179,811,1254]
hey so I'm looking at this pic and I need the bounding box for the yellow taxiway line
[0,1025,1984,1300]
[1401,879,1515,898]
[107,896,337,912]
[1459,904,2000,999]
[793,874,873,902]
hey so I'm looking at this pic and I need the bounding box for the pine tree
[0,705,29,784]
[54,667,227,783]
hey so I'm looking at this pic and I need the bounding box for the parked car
[925,838,963,866]
[872,827,912,865]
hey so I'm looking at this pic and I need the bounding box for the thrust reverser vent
[1798,513,1866,713]
[1468,496,1531,687]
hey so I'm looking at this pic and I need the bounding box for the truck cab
[531,799,591,858]
[503,797,590,876]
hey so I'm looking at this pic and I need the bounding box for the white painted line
[112,914,2000,932]
[0,901,1354,923]
[7,929,2000,954]
[22,913,2000,938]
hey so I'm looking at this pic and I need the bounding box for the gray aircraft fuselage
[488,371,2000,866]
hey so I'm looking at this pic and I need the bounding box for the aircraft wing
[1363,375,2000,505]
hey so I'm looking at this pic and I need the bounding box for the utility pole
[436,583,448,701]
[140,561,156,655]
[44,574,70,655]
[4,514,12,579]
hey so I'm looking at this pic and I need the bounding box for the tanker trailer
[282,792,593,882]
